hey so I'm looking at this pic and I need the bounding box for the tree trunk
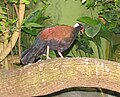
[0,57,119,97]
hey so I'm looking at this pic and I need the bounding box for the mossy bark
[0,57,119,97]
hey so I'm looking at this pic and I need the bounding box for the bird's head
[73,23,84,34]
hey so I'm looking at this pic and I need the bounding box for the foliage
[21,4,50,53]
[22,6,50,36]
[76,34,94,56]
[82,0,120,34]
[0,5,14,34]
[74,0,120,60]
[78,16,101,38]
[0,0,50,68]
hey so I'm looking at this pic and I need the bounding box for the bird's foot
[58,51,64,58]
[43,54,51,60]
[47,56,51,60]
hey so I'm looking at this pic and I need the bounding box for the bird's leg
[58,51,64,58]
[46,45,51,60]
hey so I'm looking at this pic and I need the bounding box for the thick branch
[0,57,119,97]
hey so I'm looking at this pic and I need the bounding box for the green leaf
[49,51,56,58]
[25,23,43,28]
[5,21,9,27]
[86,0,95,9]
[33,0,38,3]
[24,10,44,23]
[98,25,111,42]
[108,22,117,30]
[77,44,94,54]
[22,8,49,36]
[77,16,98,26]
[0,15,2,20]
[85,23,101,38]
[23,0,30,5]
[94,36,104,59]
[2,11,7,15]
[8,0,18,3]
[22,27,39,36]
[11,18,18,24]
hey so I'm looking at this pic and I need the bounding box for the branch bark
[0,57,119,97]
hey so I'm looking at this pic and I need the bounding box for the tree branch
[0,57,119,97]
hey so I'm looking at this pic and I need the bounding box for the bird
[21,23,84,65]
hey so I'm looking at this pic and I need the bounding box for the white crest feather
[73,23,79,28]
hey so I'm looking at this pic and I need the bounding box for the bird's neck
[73,27,80,37]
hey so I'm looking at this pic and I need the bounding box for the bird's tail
[21,39,46,65]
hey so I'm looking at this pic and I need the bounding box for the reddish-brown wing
[40,26,74,41]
